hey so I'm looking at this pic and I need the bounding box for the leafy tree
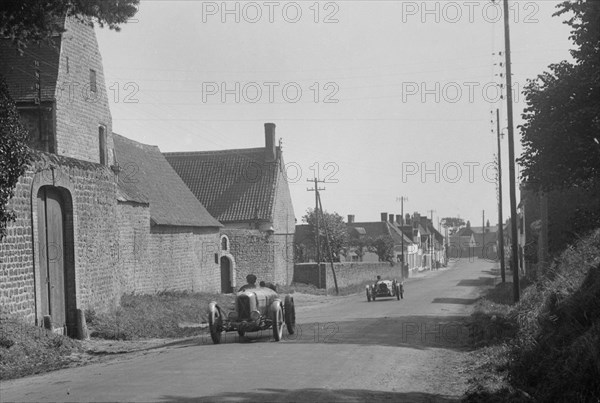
[349,236,369,260]
[0,77,30,240]
[367,235,395,263]
[302,208,348,262]
[517,0,600,191]
[0,0,139,52]
[441,217,465,228]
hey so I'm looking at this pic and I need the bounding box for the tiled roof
[347,222,412,245]
[164,148,279,223]
[113,134,221,228]
[0,38,61,103]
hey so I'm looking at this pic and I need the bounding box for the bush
[508,229,600,401]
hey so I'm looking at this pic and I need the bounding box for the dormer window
[90,69,97,92]
[99,125,107,165]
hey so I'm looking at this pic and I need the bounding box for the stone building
[164,123,296,291]
[0,16,222,336]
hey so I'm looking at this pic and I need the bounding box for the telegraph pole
[502,0,520,302]
[496,108,506,282]
[482,210,485,257]
[317,192,339,295]
[427,209,436,270]
[307,178,325,288]
[398,196,408,274]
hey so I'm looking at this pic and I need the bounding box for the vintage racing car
[366,278,403,301]
[207,286,295,344]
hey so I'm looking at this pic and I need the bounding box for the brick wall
[293,262,402,290]
[116,203,222,294]
[0,153,120,323]
[222,229,275,287]
[54,17,113,164]
[271,159,295,285]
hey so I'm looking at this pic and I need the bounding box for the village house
[0,16,223,337]
[164,123,296,291]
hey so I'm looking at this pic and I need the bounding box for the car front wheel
[284,295,296,335]
[272,304,284,341]
[208,306,222,344]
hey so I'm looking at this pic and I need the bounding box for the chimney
[347,214,355,224]
[396,214,403,226]
[264,123,276,162]
[389,214,394,224]
[380,212,387,222]
[413,212,421,228]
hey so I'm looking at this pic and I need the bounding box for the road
[1,258,498,402]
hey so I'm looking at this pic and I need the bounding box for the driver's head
[377,275,381,280]
[246,274,257,284]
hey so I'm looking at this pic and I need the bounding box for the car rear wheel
[284,295,296,335]
[272,304,284,341]
[366,288,371,302]
[208,307,222,344]
[400,284,404,299]
[396,285,400,300]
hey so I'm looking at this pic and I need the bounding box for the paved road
[1,258,498,402]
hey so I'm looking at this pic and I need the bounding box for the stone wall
[271,160,295,285]
[222,229,276,287]
[0,153,119,323]
[293,262,402,290]
[54,16,114,165]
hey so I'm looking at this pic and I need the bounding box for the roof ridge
[164,147,265,156]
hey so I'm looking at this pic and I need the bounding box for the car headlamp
[250,310,261,321]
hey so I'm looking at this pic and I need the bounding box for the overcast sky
[95,0,573,227]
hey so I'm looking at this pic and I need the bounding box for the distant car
[366,279,403,301]
[207,286,295,344]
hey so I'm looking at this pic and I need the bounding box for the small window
[90,69,97,92]
[99,126,107,165]
[221,236,228,251]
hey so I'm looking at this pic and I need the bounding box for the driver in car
[239,274,258,292]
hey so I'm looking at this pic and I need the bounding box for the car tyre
[400,284,404,299]
[366,288,371,302]
[272,303,284,341]
[396,284,400,300]
[284,295,296,335]
[208,306,222,344]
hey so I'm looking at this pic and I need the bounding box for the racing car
[366,278,403,301]
[207,285,295,344]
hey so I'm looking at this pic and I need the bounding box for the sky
[95,0,574,228]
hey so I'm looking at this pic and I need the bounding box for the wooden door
[37,187,66,332]
[220,257,232,293]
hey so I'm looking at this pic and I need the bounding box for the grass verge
[87,291,235,340]
[463,228,600,402]
[0,318,81,380]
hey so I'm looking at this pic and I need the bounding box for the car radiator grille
[237,294,251,320]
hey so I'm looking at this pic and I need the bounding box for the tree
[441,217,465,228]
[0,77,30,240]
[302,209,348,262]
[0,0,139,52]
[517,0,600,192]
[367,235,395,263]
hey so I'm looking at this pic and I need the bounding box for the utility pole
[307,178,325,288]
[427,209,436,270]
[496,108,506,282]
[502,0,520,302]
[398,196,408,275]
[482,210,485,257]
[317,192,339,295]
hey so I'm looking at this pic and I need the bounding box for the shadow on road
[159,388,459,402]
[456,277,496,287]
[431,297,478,305]
[184,315,477,351]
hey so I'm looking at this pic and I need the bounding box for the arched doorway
[37,186,75,335]
[220,256,232,293]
